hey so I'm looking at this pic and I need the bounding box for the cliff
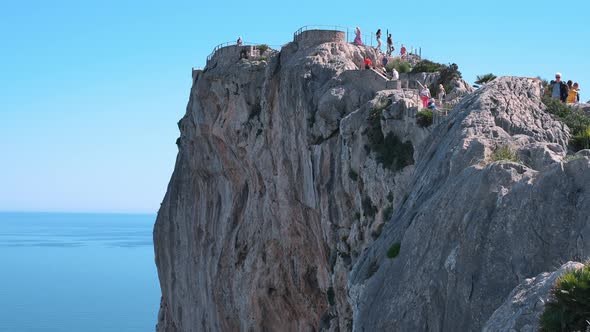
[154,30,590,331]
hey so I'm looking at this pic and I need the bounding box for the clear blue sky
[1,0,588,213]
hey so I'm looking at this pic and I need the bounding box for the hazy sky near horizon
[1,0,589,213]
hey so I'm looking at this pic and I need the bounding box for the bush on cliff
[573,127,590,151]
[416,109,434,127]
[540,263,590,332]
[386,242,401,259]
[366,100,415,171]
[438,63,462,93]
[475,73,497,85]
[542,97,590,151]
[491,145,520,163]
[411,59,446,73]
[256,44,269,54]
[385,59,411,74]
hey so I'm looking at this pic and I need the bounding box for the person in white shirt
[420,86,431,108]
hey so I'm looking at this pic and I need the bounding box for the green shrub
[365,100,415,171]
[439,63,462,93]
[572,127,590,151]
[378,133,414,170]
[543,97,572,118]
[386,242,401,259]
[475,73,497,85]
[491,145,520,162]
[385,59,411,74]
[540,264,590,332]
[416,109,434,127]
[542,97,590,151]
[256,44,269,54]
[348,169,359,181]
[411,59,446,73]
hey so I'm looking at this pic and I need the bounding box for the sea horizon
[0,211,160,332]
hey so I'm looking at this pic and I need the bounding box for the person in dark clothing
[549,72,569,103]
[386,34,393,55]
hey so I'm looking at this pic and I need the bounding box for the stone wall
[295,29,346,49]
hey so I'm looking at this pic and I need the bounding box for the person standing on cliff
[550,73,569,103]
[420,85,431,108]
[400,44,407,59]
[386,34,393,56]
[236,36,242,46]
[354,27,363,45]
[437,84,446,106]
[567,82,580,104]
[376,29,382,52]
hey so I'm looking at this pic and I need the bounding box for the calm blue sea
[0,212,160,332]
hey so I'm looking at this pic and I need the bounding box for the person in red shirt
[400,44,407,59]
[364,57,372,70]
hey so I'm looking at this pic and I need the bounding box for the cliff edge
[154,31,590,331]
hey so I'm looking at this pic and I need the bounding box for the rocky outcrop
[154,32,590,332]
[348,77,589,331]
[154,35,426,332]
[482,261,584,332]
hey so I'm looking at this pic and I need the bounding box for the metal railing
[291,25,421,57]
[292,25,375,47]
[203,26,423,68]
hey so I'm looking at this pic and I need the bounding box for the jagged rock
[154,28,590,332]
[348,77,588,331]
[446,77,475,104]
[482,262,584,332]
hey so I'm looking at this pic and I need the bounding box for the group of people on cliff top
[353,27,407,58]
[549,73,581,104]
[418,83,446,109]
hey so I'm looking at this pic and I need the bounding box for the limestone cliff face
[154,32,590,332]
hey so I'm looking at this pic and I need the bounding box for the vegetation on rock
[366,100,415,171]
[540,263,590,332]
[256,44,269,54]
[542,97,590,151]
[416,109,434,127]
[491,145,520,163]
[386,242,401,259]
[475,73,497,85]
[385,59,411,74]
[411,59,446,73]
[438,63,462,93]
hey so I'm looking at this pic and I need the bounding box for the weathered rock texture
[482,261,584,332]
[154,32,590,332]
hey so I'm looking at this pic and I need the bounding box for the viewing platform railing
[292,25,422,57]
[202,26,422,69]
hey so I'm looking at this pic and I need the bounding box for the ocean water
[0,212,160,332]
